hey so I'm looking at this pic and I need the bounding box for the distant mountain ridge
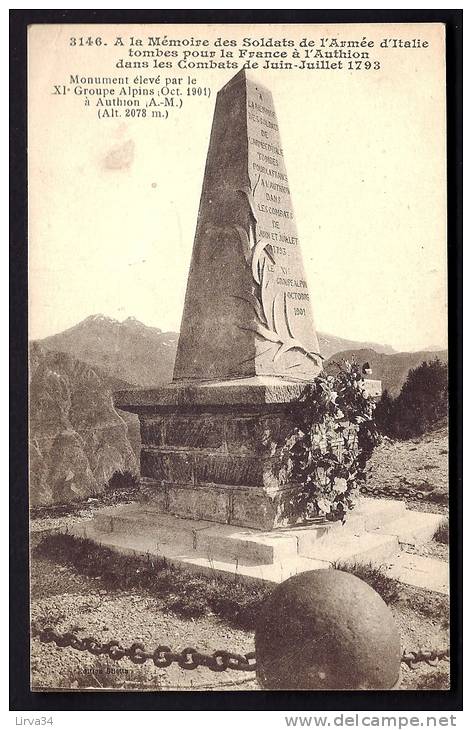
[30,316,447,506]
[326,347,448,397]
[317,332,395,359]
[38,314,178,388]
[36,314,402,387]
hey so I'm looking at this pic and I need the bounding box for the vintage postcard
[27,21,451,694]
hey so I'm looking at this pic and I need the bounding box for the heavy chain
[35,627,256,672]
[360,484,440,502]
[35,627,449,673]
[401,647,450,668]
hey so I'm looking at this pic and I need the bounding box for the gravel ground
[368,428,449,560]
[30,501,129,536]
[30,430,451,693]
[30,551,449,692]
[403,542,449,562]
[31,555,258,691]
[369,427,448,514]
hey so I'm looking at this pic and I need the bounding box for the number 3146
[70,37,103,46]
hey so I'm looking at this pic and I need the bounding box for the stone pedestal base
[66,498,443,587]
[115,378,353,530]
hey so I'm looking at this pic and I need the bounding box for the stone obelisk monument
[173,69,322,382]
[116,70,324,530]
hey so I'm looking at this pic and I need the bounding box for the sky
[28,23,447,352]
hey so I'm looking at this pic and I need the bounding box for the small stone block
[385,553,449,595]
[374,511,444,546]
[140,417,165,446]
[287,522,342,554]
[355,498,407,530]
[195,453,261,486]
[138,479,168,510]
[231,489,278,530]
[362,379,382,398]
[140,450,170,481]
[167,485,230,523]
[165,415,225,450]
[168,451,195,483]
[197,526,298,565]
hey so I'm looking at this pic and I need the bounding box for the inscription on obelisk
[173,69,322,382]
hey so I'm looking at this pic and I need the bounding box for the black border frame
[10,8,463,713]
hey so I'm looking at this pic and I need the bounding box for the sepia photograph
[11,11,461,709]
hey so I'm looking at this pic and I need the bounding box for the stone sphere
[255,569,401,690]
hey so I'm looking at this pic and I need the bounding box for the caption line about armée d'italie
[45,32,433,120]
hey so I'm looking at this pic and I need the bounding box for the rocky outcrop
[29,343,138,506]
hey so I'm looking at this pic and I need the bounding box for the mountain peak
[80,314,162,332]
[84,314,118,325]
[37,314,173,388]
[119,316,162,334]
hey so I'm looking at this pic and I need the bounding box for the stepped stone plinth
[68,499,446,591]
[115,378,353,530]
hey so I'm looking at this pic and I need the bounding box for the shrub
[375,358,448,440]
[374,390,396,437]
[106,470,139,493]
[34,533,270,630]
[333,561,400,605]
[434,519,449,545]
